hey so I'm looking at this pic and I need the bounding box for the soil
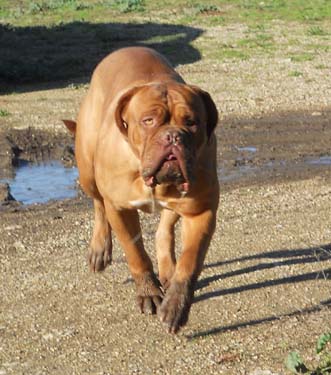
[1,30,331,374]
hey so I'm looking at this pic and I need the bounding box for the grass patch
[1,0,331,26]
[307,25,328,36]
[27,0,90,14]
[207,31,275,61]
[208,46,249,61]
[289,53,315,62]
[191,3,221,15]
[315,64,329,69]
[308,44,330,53]
[112,0,145,13]
[239,0,331,22]
[286,332,331,374]
[289,71,303,77]
[238,33,275,50]
[0,109,10,116]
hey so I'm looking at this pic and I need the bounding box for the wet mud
[218,108,331,189]
[0,127,75,205]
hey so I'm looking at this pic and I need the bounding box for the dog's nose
[164,130,182,145]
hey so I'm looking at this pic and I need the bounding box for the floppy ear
[190,86,218,139]
[62,119,76,135]
[114,86,142,137]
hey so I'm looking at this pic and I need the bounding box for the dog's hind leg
[88,198,112,272]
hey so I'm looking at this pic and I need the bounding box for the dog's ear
[190,86,218,139]
[114,86,142,137]
[62,119,76,135]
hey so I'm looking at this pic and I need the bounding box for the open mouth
[142,147,190,191]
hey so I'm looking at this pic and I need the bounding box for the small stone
[5,225,22,231]
[42,333,54,341]
[13,241,25,251]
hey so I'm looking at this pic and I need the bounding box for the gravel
[1,21,331,374]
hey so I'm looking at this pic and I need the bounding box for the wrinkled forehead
[133,83,168,102]
[129,83,204,114]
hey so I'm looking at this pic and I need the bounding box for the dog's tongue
[182,182,190,192]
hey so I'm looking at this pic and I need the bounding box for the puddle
[2,160,78,205]
[235,146,257,153]
[218,164,258,183]
[218,156,331,185]
[4,155,330,204]
[306,156,331,166]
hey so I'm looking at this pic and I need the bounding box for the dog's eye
[185,118,195,127]
[142,117,154,126]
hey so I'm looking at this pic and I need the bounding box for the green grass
[286,332,331,374]
[27,0,90,14]
[1,0,331,26]
[307,25,328,36]
[208,47,249,61]
[289,53,315,62]
[237,33,275,50]
[0,109,10,116]
[112,0,145,13]
[315,64,329,69]
[191,3,221,15]
[289,71,303,77]
[308,44,330,52]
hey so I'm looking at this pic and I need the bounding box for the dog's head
[115,82,218,192]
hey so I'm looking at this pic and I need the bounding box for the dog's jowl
[64,47,219,333]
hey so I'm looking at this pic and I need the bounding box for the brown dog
[63,47,219,333]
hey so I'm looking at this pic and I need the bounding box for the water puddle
[218,164,258,183]
[1,160,78,205]
[1,154,330,205]
[235,146,257,153]
[306,156,331,166]
[219,156,331,185]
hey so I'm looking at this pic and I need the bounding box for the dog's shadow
[188,243,331,339]
[0,22,202,93]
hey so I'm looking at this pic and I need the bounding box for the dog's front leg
[155,210,180,290]
[158,208,217,333]
[104,201,163,314]
[89,198,112,272]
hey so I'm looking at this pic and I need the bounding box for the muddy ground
[1,35,331,375]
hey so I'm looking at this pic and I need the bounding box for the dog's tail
[62,119,76,135]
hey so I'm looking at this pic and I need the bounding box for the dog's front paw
[135,272,164,315]
[158,280,194,334]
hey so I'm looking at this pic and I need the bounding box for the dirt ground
[1,25,331,374]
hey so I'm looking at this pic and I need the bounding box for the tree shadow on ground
[0,21,203,94]
[188,243,331,338]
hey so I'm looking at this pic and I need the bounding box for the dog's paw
[135,272,164,315]
[158,280,194,334]
[88,246,112,272]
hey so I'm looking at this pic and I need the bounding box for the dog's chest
[120,179,185,213]
[129,198,169,212]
